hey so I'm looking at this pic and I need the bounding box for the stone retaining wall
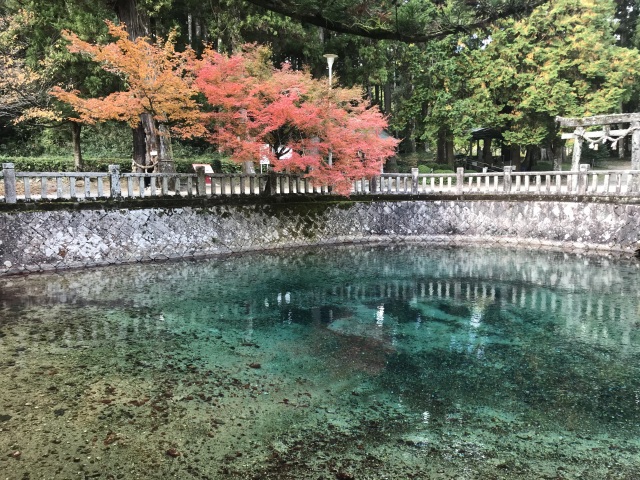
[1,198,639,275]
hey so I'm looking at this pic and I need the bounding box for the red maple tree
[196,45,398,194]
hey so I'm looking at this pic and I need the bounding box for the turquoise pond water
[0,245,639,479]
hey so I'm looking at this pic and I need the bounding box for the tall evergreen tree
[1,0,118,167]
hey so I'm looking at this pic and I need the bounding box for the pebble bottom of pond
[0,245,639,479]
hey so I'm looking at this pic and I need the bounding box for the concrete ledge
[3,192,640,213]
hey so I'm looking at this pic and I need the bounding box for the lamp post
[323,54,338,88]
[323,54,338,167]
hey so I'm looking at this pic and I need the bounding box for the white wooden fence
[2,163,640,203]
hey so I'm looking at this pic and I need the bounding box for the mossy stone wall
[1,198,639,275]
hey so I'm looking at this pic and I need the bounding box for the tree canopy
[0,10,50,123]
[3,0,640,174]
[51,22,204,139]
[197,45,398,193]
[243,0,551,43]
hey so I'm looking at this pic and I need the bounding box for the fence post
[109,164,121,199]
[632,171,640,195]
[630,121,640,170]
[503,166,513,194]
[258,175,267,195]
[268,172,278,196]
[2,163,17,204]
[370,176,378,194]
[195,166,206,196]
[456,167,464,195]
[411,168,419,195]
[578,163,589,195]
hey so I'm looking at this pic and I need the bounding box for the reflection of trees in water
[377,328,640,434]
[1,245,634,305]
[1,245,638,350]
[1,244,639,437]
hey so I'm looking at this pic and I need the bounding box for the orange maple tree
[51,21,205,171]
[196,45,398,194]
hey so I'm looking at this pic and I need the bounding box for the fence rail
[2,163,640,204]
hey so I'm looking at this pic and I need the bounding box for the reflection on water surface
[0,245,639,479]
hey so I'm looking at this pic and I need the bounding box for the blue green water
[0,245,639,479]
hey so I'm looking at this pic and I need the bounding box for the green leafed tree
[1,0,119,168]
[390,38,471,166]
[448,0,640,168]
[242,0,550,43]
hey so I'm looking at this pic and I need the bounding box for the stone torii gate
[556,113,640,170]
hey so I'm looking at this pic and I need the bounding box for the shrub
[0,155,248,174]
[1,156,75,172]
[532,161,553,172]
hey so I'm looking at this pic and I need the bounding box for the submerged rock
[166,448,181,458]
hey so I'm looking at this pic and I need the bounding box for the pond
[0,245,639,479]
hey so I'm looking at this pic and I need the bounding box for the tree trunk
[482,138,492,165]
[527,146,541,171]
[115,0,175,178]
[437,128,445,165]
[546,139,561,171]
[141,113,159,167]
[313,27,326,79]
[522,147,536,172]
[132,122,146,173]
[401,119,416,154]
[71,122,83,171]
[115,0,149,39]
[140,113,159,187]
[157,123,176,175]
[510,144,521,171]
[383,82,392,115]
[116,0,154,181]
[437,126,455,168]
[445,137,454,169]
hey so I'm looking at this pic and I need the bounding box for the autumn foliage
[195,45,398,194]
[50,21,205,139]
[51,24,397,194]
[0,10,57,123]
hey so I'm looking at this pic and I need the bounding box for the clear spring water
[0,245,639,479]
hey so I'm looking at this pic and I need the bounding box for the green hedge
[0,156,242,174]
[418,164,455,174]
[1,157,77,172]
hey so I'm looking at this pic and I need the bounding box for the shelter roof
[470,128,503,141]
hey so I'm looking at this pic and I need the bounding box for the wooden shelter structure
[557,113,640,170]
[462,128,509,171]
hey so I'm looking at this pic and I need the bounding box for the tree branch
[242,0,551,43]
